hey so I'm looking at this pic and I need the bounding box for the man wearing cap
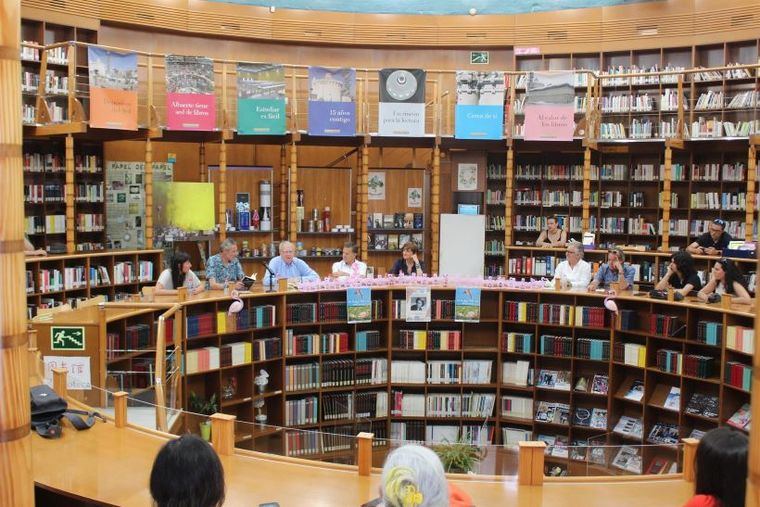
[687,219,732,256]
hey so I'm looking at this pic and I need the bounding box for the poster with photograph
[378,68,426,137]
[407,188,422,208]
[307,67,356,136]
[455,71,505,140]
[237,63,286,135]
[455,287,481,322]
[165,55,216,131]
[347,287,372,324]
[523,71,575,141]
[405,287,431,323]
[457,163,478,191]
[368,171,386,200]
[88,47,138,130]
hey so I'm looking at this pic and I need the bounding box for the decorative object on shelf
[254,397,267,424]
[454,287,481,323]
[235,192,251,231]
[433,438,483,473]
[259,180,272,231]
[254,369,270,394]
[228,294,244,315]
[222,377,237,401]
[189,391,218,442]
[603,296,618,316]
[297,274,548,292]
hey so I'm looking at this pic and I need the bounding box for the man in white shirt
[551,241,592,288]
[332,242,367,278]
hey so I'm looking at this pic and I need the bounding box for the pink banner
[523,104,574,141]
[166,92,216,131]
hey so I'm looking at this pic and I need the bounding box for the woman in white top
[155,251,204,296]
[331,242,367,278]
[551,241,592,288]
[698,257,752,305]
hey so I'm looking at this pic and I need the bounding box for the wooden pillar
[360,145,369,258]
[518,441,546,486]
[682,438,699,483]
[113,391,128,428]
[279,145,287,241]
[218,140,227,241]
[65,134,75,253]
[52,368,68,397]
[661,147,673,251]
[199,142,207,184]
[582,147,591,232]
[145,138,154,248]
[289,141,298,243]
[746,144,756,242]
[431,145,441,274]
[0,2,34,502]
[356,432,374,476]
[747,245,760,507]
[504,147,514,247]
[210,413,236,456]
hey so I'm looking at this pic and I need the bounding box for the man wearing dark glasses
[687,218,732,256]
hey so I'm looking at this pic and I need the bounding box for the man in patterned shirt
[206,238,245,290]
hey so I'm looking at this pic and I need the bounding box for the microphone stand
[261,261,277,293]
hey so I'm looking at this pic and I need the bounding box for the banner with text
[378,68,426,137]
[307,67,356,136]
[165,55,216,131]
[237,63,286,135]
[523,71,575,141]
[88,47,138,130]
[455,71,505,140]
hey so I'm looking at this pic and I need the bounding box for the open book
[242,273,257,290]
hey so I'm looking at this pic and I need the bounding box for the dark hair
[715,258,748,294]
[150,434,225,507]
[694,427,748,507]
[343,242,359,254]
[170,252,191,290]
[671,250,697,280]
[401,241,418,255]
[712,218,727,230]
[547,215,560,226]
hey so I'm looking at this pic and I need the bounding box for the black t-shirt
[670,272,702,291]
[390,258,424,276]
[696,231,731,251]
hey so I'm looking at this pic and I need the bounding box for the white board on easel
[439,214,485,277]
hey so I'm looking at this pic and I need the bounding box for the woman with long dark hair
[698,257,752,305]
[683,427,747,507]
[155,251,204,296]
[655,250,702,296]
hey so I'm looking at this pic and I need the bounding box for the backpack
[30,384,104,438]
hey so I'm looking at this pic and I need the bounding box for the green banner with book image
[454,287,481,322]
[347,287,371,323]
[237,63,286,135]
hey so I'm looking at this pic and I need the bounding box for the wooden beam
[65,135,75,253]
[504,147,514,248]
[280,144,287,241]
[218,140,227,241]
[289,141,298,243]
[145,138,154,248]
[747,246,760,507]
[582,147,591,233]
[27,122,87,137]
[356,432,374,476]
[113,391,128,428]
[210,413,236,456]
[746,145,757,243]
[431,144,440,274]
[360,145,369,258]
[682,438,699,483]
[661,147,673,251]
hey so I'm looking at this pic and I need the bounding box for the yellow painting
[154,182,215,235]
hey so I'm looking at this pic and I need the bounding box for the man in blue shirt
[206,238,245,290]
[588,247,635,291]
[263,241,320,286]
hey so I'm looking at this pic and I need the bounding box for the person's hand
[234,281,245,291]
[412,253,420,264]
[704,247,718,256]
[192,286,205,295]
[37,249,47,256]
[588,282,598,291]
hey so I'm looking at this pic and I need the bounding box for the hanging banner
[523,71,575,141]
[165,55,216,131]
[454,287,481,323]
[455,71,505,140]
[237,63,286,135]
[378,68,426,137]
[307,67,356,136]
[87,47,138,130]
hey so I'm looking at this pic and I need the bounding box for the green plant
[189,391,218,416]
[433,438,482,473]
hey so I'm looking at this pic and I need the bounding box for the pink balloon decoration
[228,295,244,316]
[603,296,618,315]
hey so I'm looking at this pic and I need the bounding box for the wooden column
[65,134,75,253]
[218,140,227,241]
[517,441,546,486]
[431,145,440,274]
[199,142,207,184]
[52,368,68,397]
[747,245,760,507]
[746,144,757,242]
[279,145,287,240]
[356,432,374,476]
[504,147,514,247]
[210,412,236,456]
[145,138,154,248]
[682,438,699,483]
[661,147,673,251]
[0,2,34,502]
[289,141,298,242]
[582,147,591,232]
[360,145,369,258]
[113,391,128,428]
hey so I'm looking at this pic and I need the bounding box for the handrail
[154,303,182,432]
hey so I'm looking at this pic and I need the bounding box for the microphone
[261,261,277,292]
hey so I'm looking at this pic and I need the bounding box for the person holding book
[331,242,367,278]
[535,215,567,247]
[551,241,591,288]
[390,241,424,276]
[24,234,46,257]
[655,250,702,297]
[206,238,246,291]
[150,434,225,507]
[697,257,752,304]
[687,218,732,256]
[263,240,319,286]
[587,247,636,292]
[154,251,204,296]
[683,427,747,507]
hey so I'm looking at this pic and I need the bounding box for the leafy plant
[189,391,218,416]
[433,438,482,473]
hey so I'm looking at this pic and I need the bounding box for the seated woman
[697,257,752,305]
[24,234,47,257]
[655,250,702,297]
[390,242,424,276]
[150,434,225,507]
[535,216,567,247]
[683,427,747,507]
[155,251,204,296]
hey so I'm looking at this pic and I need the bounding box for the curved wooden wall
[20,0,760,51]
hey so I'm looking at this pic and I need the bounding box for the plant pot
[199,420,212,441]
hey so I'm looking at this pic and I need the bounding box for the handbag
[30,384,104,438]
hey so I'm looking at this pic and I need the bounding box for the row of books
[186,305,277,338]
[186,346,220,374]
[391,422,492,445]
[390,391,496,418]
[113,260,154,284]
[690,192,751,211]
[285,358,388,391]
[286,300,383,324]
[656,349,715,378]
[369,212,424,230]
[24,183,64,203]
[503,302,606,328]
[388,360,494,384]
[725,361,752,391]
[369,233,424,251]
[285,426,376,457]
[726,325,754,354]
[106,323,152,360]
[74,182,104,203]
[395,330,462,351]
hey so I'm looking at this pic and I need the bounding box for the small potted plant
[433,438,482,474]
[189,391,218,442]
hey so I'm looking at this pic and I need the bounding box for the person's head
[219,238,238,262]
[150,433,225,507]
[709,218,726,242]
[381,444,449,507]
[401,242,419,261]
[694,427,748,507]
[342,242,358,264]
[607,247,625,266]
[565,241,584,266]
[712,257,748,292]
[670,250,696,278]
[279,241,295,263]
[170,251,191,288]
[547,216,559,232]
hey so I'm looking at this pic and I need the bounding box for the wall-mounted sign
[51,326,86,351]
[470,51,490,65]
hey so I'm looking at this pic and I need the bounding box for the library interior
[2,0,760,505]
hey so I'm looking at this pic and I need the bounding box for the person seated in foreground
[587,247,635,292]
[206,238,245,291]
[150,433,225,507]
[263,240,319,286]
[332,242,367,278]
[551,240,591,288]
[155,251,204,296]
[24,234,46,256]
[686,218,732,256]
[683,427,747,507]
[535,215,567,247]
[390,242,424,276]
[654,250,702,297]
[697,257,752,305]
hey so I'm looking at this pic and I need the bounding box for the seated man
[551,241,592,288]
[687,218,732,256]
[588,247,635,291]
[331,242,367,278]
[263,241,319,286]
[206,238,245,291]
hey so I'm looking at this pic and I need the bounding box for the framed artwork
[407,188,422,207]
[457,163,478,191]
[368,171,386,200]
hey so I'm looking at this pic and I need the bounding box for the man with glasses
[588,247,636,291]
[206,238,245,290]
[551,241,592,288]
[687,218,732,256]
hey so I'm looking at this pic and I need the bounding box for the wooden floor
[32,421,694,506]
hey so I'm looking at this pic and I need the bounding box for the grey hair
[568,240,584,258]
[219,238,237,252]
[381,444,450,507]
[279,241,295,253]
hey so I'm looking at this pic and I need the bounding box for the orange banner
[89,87,138,130]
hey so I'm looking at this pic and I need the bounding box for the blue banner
[307,67,356,136]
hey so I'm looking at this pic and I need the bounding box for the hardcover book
[591,374,609,394]
[624,380,644,401]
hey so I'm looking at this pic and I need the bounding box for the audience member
[380,444,450,507]
[155,251,204,296]
[697,257,752,304]
[655,250,702,297]
[24,234,46,257]
[588,247,635,291]
[332,242,367,277]
[687,218,732,256]
[535,216,567,247]
[551,241,591,288]
[683,427,747,507]
[206,239,245,291]
[263,240,319,286]
[390,242,424,276]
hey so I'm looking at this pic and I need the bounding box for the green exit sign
[51,326,86,351]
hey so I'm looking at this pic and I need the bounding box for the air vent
[731,15,753,27]
[547,30,567,41]
[47,0,65,9]
[637,25,659,36]
[221,24,241,31]
[466,32,486,39]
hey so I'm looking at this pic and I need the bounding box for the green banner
[238,98,286,135]
[237,63,286,135]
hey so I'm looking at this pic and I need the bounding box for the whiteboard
[439,214,485,277]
